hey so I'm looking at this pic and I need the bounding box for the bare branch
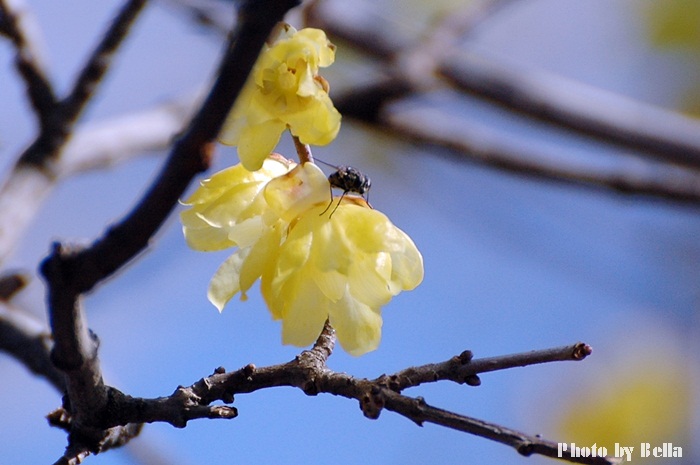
[378,343,592,392]
[381,391,618,465]
[75,340,610,465]
[57,92,201,177]
[0,0,56,121]
[40,0,300,456]
[19,0,148,168]
[157,0,234,35]
[0,299,65,392]
[309,0,515,119]
[439,50,700,170]
[0,0,150,267]
[59,0,147,133]
[309,0,700,202]
[0,271,27,300]
[0,93,199,266]
[384,105,700,203]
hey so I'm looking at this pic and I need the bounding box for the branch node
[243,363,256,379]
[360,385,385,419]
[464,374,481,386]
[0,272,29,300]
[458,349,473,364]
[517,441,535,456]
[213,366,226,375]
[211,405,238,420]
[47,407,73,431]
[302,378,320,396]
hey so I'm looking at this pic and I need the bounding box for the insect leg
[329,191,347,219]
[319,184,335,216]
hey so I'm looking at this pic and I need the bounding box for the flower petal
[328,290,382,356]
[237,120,287,171]
[207,247,253,312]
[239,225,282,296]
[280,279,330,347]
[264,163,329,222]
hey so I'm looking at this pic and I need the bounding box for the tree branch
[0,0,149,267]
[40,0,300,457]
[19,0,148,168]
[309,0,700,203]
[0,299,65,392]
[383,105,700,203]
[65,340,612,465]
[0,0,56,122]
[377,343,592,392]
[439,50,700,170]
[57,91,201,177]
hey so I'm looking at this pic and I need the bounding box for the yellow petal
[207,248,252,312]
[264,163,330,222]
[280,278,330,347]
[347,252,394,307]
[239,225,282,296]
[328,290,382,356]
[286,93,341,146]
[237,120,287,171]
[388,228,424,291]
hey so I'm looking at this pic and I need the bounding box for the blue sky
[1,1,698,464]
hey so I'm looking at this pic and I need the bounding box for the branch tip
[572,343,592,360]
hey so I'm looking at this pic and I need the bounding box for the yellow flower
[219,25,341,171]
[180,155,295,303]
[180,158,424,356]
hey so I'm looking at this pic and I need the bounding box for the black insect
[316,160,372,218]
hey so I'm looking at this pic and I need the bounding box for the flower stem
[292,134,314,164]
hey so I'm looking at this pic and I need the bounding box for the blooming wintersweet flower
[180,155,295,305]
[219,25,341,171]
[181,158,424,356]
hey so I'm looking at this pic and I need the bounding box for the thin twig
[157,0,234,35]
[381,391,617,465]
[378,343,592,392]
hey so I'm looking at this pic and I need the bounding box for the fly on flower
[316,159,372,217]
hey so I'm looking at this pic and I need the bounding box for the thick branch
[40,0,300,457]
[51,0,300,294]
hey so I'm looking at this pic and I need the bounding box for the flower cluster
[182,24,424,356]
[219,24,341,171]
[181,157,423,356]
